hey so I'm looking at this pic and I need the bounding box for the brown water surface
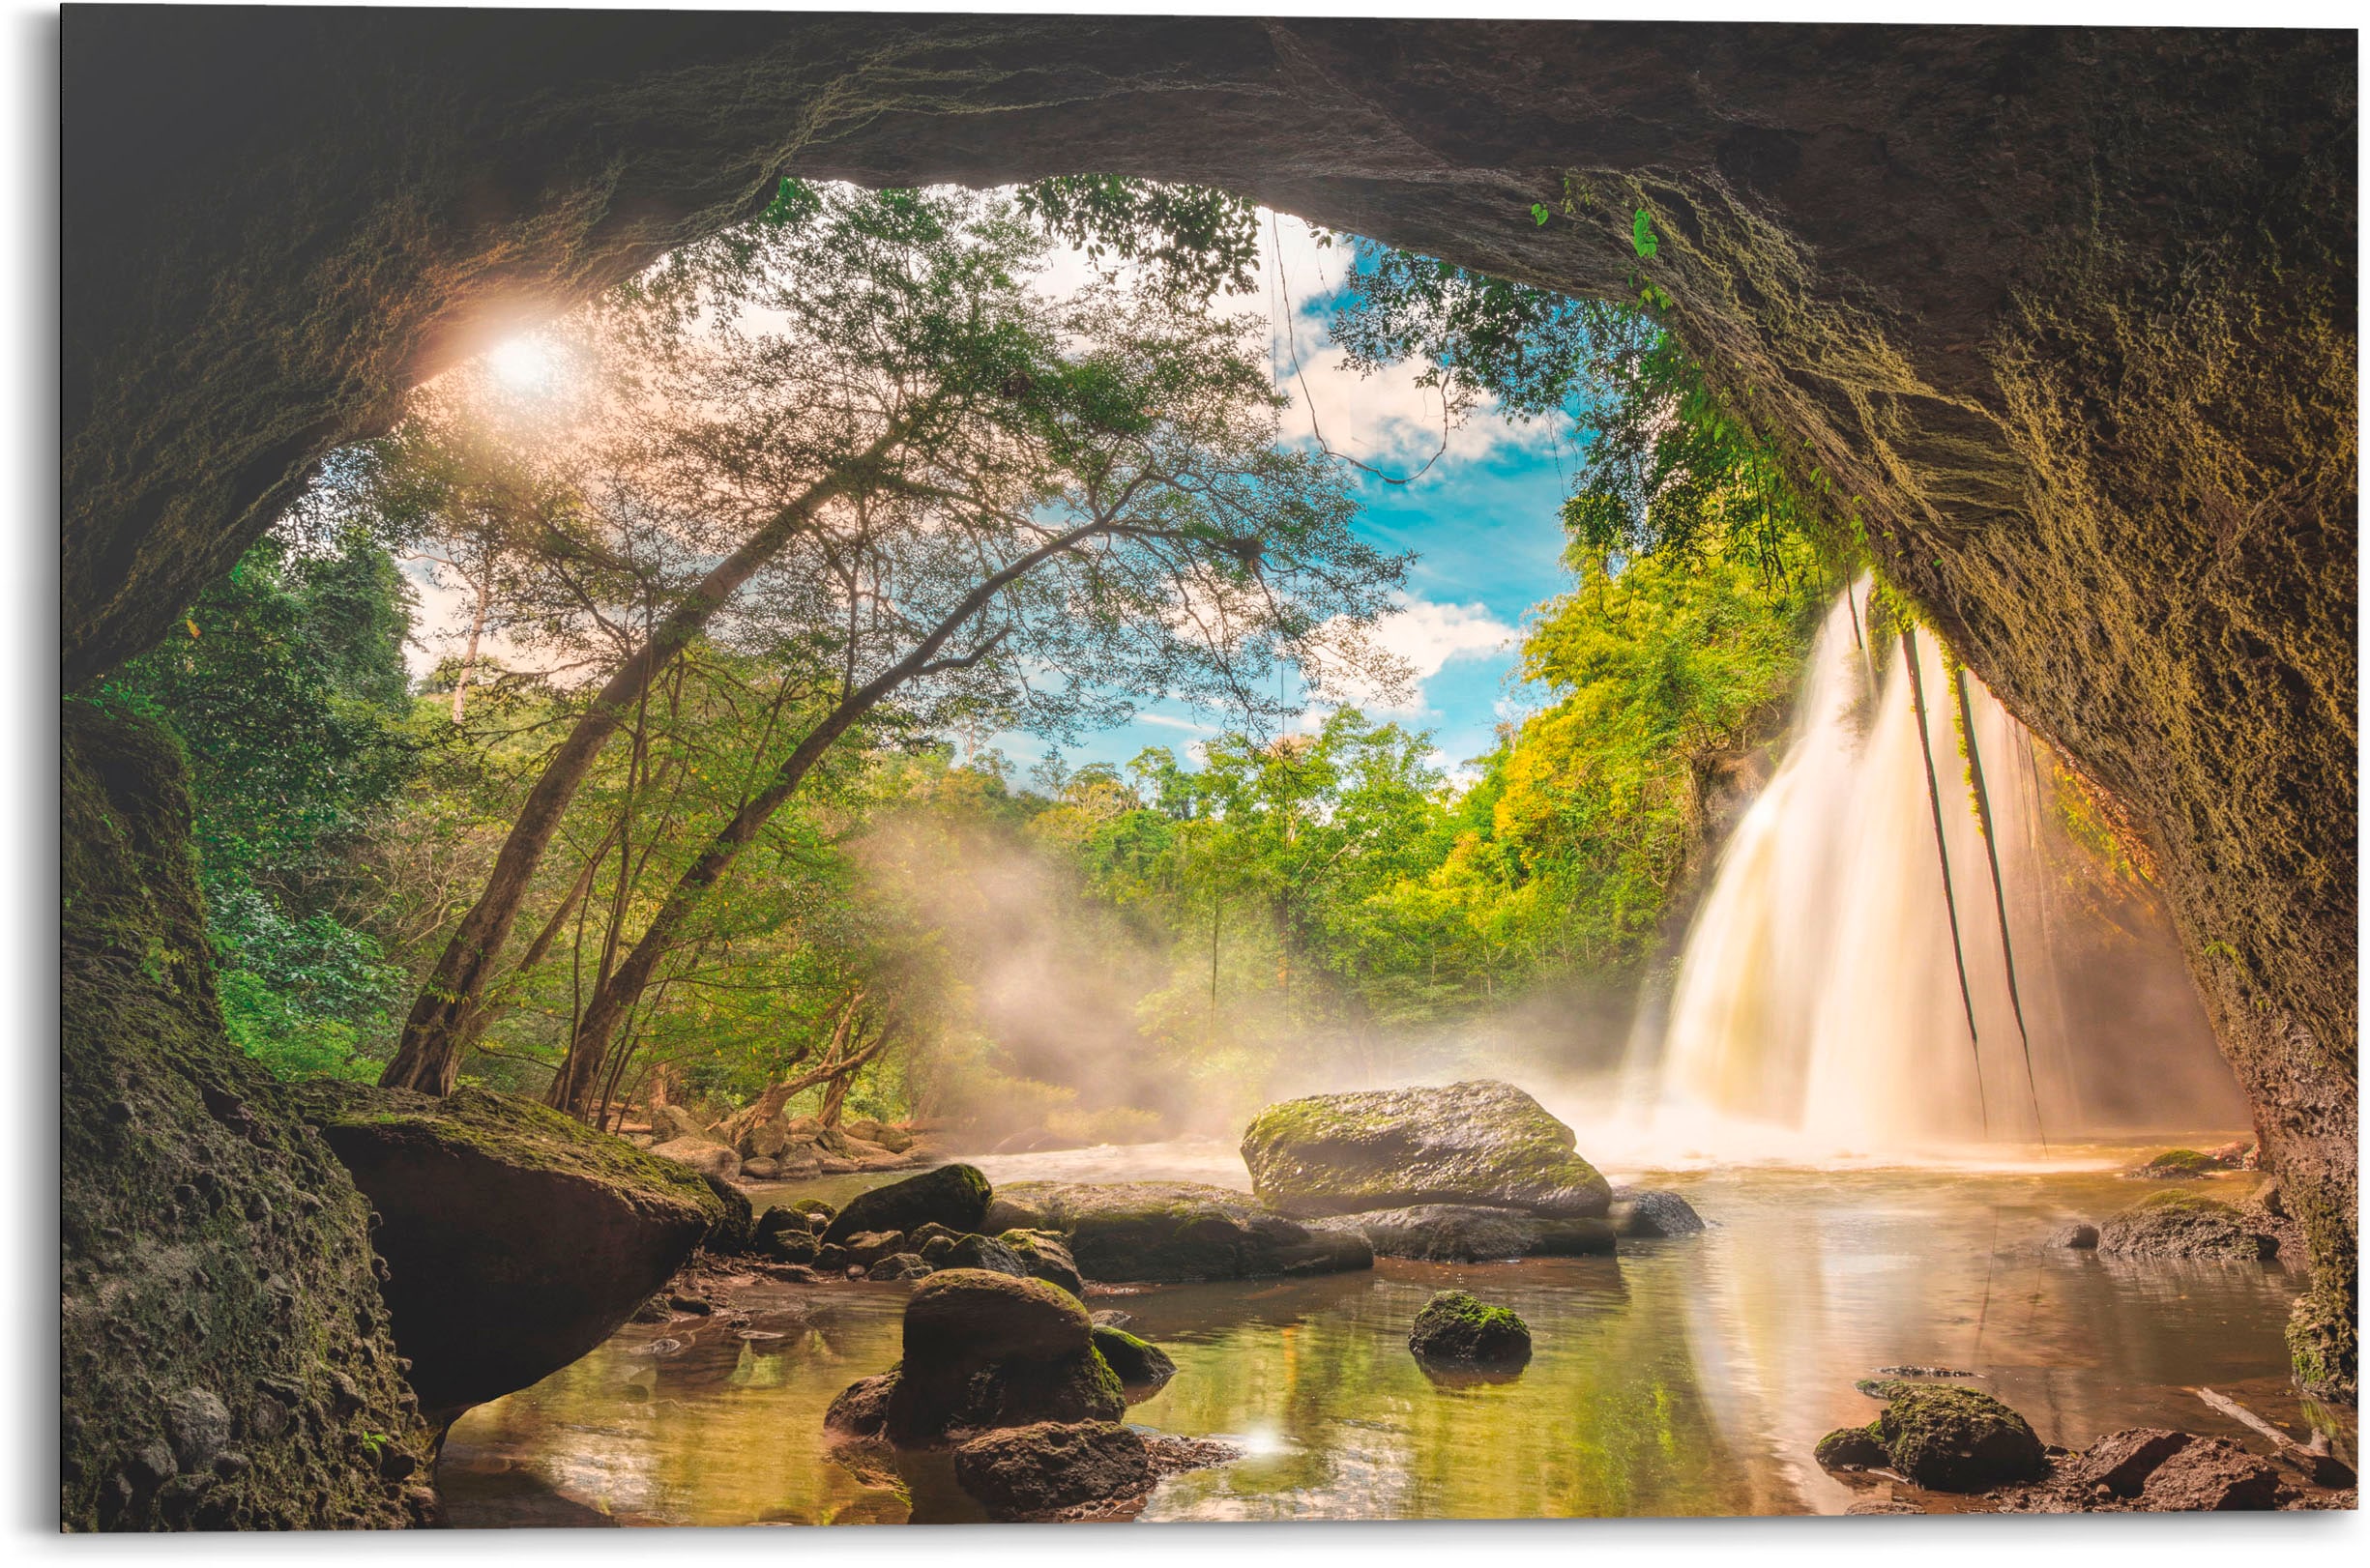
[437,1144,2337,1525]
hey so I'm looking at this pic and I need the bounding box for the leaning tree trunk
[379,453,890,1093]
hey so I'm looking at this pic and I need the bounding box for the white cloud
[1315,591,1515,721]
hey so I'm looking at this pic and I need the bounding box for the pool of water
[438,1143,2336,1525]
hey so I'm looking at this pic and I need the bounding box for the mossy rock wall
[57,15,2355,1394]
[61,705,432,1529]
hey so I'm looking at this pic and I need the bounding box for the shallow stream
[438,1140,2336,1525]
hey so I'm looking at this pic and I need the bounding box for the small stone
[1407,1289,1532,1366]
[161,1389,230,1473]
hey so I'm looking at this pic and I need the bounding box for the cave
[58,9,2355,1524]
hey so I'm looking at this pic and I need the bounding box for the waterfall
[1650,581,2238,1155]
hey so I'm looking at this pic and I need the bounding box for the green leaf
[1531,203,1551,227]
[1631,208,1659,259]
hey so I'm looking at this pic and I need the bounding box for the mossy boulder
[2129,1147,2221,1179]
[1091,1323,1177,1397]
[951,1421,1152,1520]
[871,1270,1125,1443]
[988,1180,1373,1283]
[648,1136,740,1181]
[1316,1204,1617,1263]
[1813,1426,1891,1470]
[292,1081,722,1425]
[942,1233,1028,1277]
[1407,1289,1532,1366]
[60,706,435,1530]
[1000,1229,1085,1297]
[819,1163,991,1245]
[2095,1190,2279,1262]
[1240,1081,1611,1219]
[1835,1383,2048,1492]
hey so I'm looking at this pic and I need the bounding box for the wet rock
[881,1269,1124,1443]
[905,1221,960,1252]
[699,1174,753,1253]
[1407,1289,1533,1367]
[819,1164,992,1245]
[824,1373,897,1437]
[951,1421,1152,1520]
[1317,1204,1616,1263]
[1089,1310,1132,1329]
[2095,1191,2279,1262]
[841,1230,909,1267]
[2128,1147,2222,1179]
[2051,1222,2101,1249]
[867,1253,932,1282]
[1610,1189,1705,1237]
[1091,1322,1177,1396]
[986,1180,1373,1283]
[1815,1426,1890,1470]
[1844,1496,1925,1514]
[753,1205,811,1242]
[941,1233,1027,1277]
[1000,1229,1085,1297]
[293,1082,722,1426]
[814,1244,853,1274]
[649,1137,741,1182]
[2071,1428,2193,1496]
[1853,1383,2048,1492]
[1240,1080,1611,1219]
[741,1158,779,1179]
[2137,1437,2280,1510]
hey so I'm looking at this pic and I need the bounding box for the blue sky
[995,215,1580,788]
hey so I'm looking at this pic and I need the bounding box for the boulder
[293,1083,721,1427]
[1000,1230,1085,1297]
[2071,1428,2194,1496]
[879,1270,1125,1443]
[1091,1323,1177,1396]
[1837,1382,2047,1492]
[1610,1189,1705,1237]
[1814,1426,1890,1470]
[699,1174,753,1254]
[819,1164,992,1245]
[867,1253,932,1281]
[986,1180,1373,1283]
[1406,1289,1532,1366]
[2096,1191,2279,1262]
[738,1117,793,1161]
[951,1422,1152,1520]
[906,1221,961,1252]
[649,1137,740,1182]
[872,1125,917,1154]
[2127,1147,2222,1179]
[824,1373,898,1437]
[741,1157,779,1179]
[2052,1222,2102,1249]
[942,1234,1028,1277]
[1316,1204,1615,1263]
[1239,1081,1611,1219]
[842,1230,910,1266]
[2136,1437,2280,1510]
[647,1105,707,1144]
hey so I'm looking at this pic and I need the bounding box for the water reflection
[441,1152,2317,1525]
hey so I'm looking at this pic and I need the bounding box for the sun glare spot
[483,334,560,392]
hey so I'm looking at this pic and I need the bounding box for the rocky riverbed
[438,1134,2350,1524]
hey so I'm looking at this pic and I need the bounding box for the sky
[999,214,1577,786]
[411,209,1582,791]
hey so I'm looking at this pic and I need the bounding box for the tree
[541,286,1410,1116]
[88,523,419,1078]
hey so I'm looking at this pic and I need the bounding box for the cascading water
[1649,581,2241,1156]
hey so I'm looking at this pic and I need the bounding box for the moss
[1862,1384,2047,1492]
[294,1082,722,1223]
[2133,1148,2218,1179]
[2286,1283,2357,1404]
[1090,1323,1177,1394]
[1407,1289,1533,1366]
[60,704,431,1529]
